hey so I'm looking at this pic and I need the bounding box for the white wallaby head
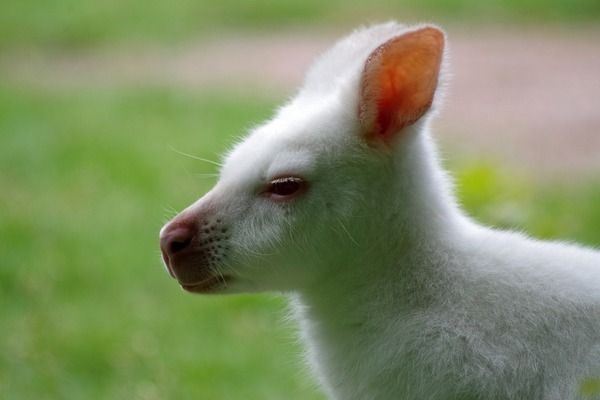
[160,22,453,294]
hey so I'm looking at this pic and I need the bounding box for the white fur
[166,22,600,399]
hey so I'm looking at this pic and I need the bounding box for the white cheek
[232,202,287,253]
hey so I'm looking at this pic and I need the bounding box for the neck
[393,126,467,239]
[290,129,475,399]
[294,125,472,344]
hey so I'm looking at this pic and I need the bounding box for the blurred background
[1,1,599,399]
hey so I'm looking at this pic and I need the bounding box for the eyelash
[262,176,306,201]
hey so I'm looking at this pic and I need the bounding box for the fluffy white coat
[162,22,600,400]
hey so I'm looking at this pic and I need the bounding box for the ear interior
[359,27,444,143]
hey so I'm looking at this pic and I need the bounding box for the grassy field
[1,85,600,399]
[0,87,322,399]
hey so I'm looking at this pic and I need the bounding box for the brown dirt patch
[2,27,599,178]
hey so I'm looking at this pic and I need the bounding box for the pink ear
[358,26,444,144]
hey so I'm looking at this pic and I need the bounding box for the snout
[159,215,231,293]
[160,222,195,277]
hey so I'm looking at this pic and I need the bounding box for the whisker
[194,173,219,180]
[163,205,179,219]
[221,259,240,278]
[337,217,359,246]
[209,265,227,287]
[169,145,223,167]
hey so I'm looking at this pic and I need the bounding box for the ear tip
[414,25,446,49]
[414,23,445,34]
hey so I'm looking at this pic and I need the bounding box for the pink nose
[160,222,197,279]
[160,224,195,257]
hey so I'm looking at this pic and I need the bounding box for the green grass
[0,87,321,399]
[2,0,599,49]
[1,86,600,399]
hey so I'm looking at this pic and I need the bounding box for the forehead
[219,98,350,182]
[221,129,313,182]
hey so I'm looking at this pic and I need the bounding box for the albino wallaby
[159,22,600,400]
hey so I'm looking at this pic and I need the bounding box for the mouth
[180,275,231,294]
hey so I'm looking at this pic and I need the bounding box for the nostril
[169,236,192,254]
[160,224,196,257]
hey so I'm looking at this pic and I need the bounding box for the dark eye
[264,177,306,201]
